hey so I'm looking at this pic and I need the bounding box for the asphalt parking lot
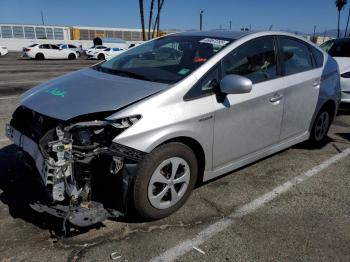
[0,52,350,261]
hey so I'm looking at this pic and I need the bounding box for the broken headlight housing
[68,115,142,147]
[109,115,142,129]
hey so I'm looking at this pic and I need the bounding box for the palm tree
[139,0,146,41]
[156,0,161,37]
[148,0,155,40]
[335,0,348,38]
[152,0,165,38]
[345,7,350,37]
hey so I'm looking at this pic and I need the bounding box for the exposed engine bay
[6,106,146,229]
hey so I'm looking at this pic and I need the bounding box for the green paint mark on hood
[46,87,67,98]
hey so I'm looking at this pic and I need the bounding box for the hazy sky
[0,0,347,33]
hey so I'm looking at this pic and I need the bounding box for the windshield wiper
[99,67,152,81]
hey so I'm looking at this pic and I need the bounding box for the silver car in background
[6,31,340,226]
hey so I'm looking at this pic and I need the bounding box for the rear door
[50,44,62,58]
[277,37,322,140]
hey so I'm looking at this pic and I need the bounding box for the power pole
[312,25,317,43]
[268,24,273,31]
[229,20,232,30]
[313,25,317,38]
[41,10,45,25]
[200,10,204,31]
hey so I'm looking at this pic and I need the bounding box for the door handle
[313,81,321,88]
[269,93,283,103]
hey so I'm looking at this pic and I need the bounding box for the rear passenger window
[39,44,50,49]
[280,38,313,75]
[222,37,277,84]
[311,47,324,68]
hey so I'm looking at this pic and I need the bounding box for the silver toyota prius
[6,31,341,226]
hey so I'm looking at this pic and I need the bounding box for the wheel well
[319,100,336,122]
[158,137,206,186]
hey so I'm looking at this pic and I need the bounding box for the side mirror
[220,74,252,94]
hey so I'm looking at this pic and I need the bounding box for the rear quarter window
[311,46,324,68]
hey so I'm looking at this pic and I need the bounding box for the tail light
[24,48,31,52]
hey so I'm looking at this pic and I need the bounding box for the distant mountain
[177,28,348,38]
[317,29,348,37]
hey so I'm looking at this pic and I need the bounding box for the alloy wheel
[314,111,330,141]
[148,157,190,209]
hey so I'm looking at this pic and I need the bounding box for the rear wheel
[133,142,198,220]
[68,53,76,60]
[98,53,105,60]
[35,53,45,60]
[309,109,331,145]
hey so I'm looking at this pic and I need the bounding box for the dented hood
[21,68,168,121]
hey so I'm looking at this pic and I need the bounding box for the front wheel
[97,53,105,60]
[133,142,198,220]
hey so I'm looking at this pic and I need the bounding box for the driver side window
[222,37,277,84]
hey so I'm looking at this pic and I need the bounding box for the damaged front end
[6,106,145,228]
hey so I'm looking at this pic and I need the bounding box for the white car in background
[90,47,126,60]
[320,38,350,103]
[58,44,83,57]
[0,46,8,56]
[22,44,78,60]
[85,45,108,56]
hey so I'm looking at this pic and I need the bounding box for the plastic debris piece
[192,246,205,255]
[110,252,122,260]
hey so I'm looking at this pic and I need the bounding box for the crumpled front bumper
[6,124,47,183]
[5,123,144,227]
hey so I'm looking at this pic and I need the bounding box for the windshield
[97,35,233,84]
[320,41,334,53]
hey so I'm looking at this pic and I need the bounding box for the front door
[213,37,285,169]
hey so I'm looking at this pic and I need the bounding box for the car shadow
[0,144,108,237]
[334,132,350,142]
[337,103,350,116]
[292,136,334,150]
[198,135,335,188]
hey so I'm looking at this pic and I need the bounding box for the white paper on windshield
[199,38,230,46]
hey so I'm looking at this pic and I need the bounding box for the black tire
[309,108,332,145]
[68,53,76,60]
[35,53,45,60]
[133,142,198,220]
[98,53,105,60]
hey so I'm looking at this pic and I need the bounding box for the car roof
[174,30,254,40]
[326,38,350,43]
